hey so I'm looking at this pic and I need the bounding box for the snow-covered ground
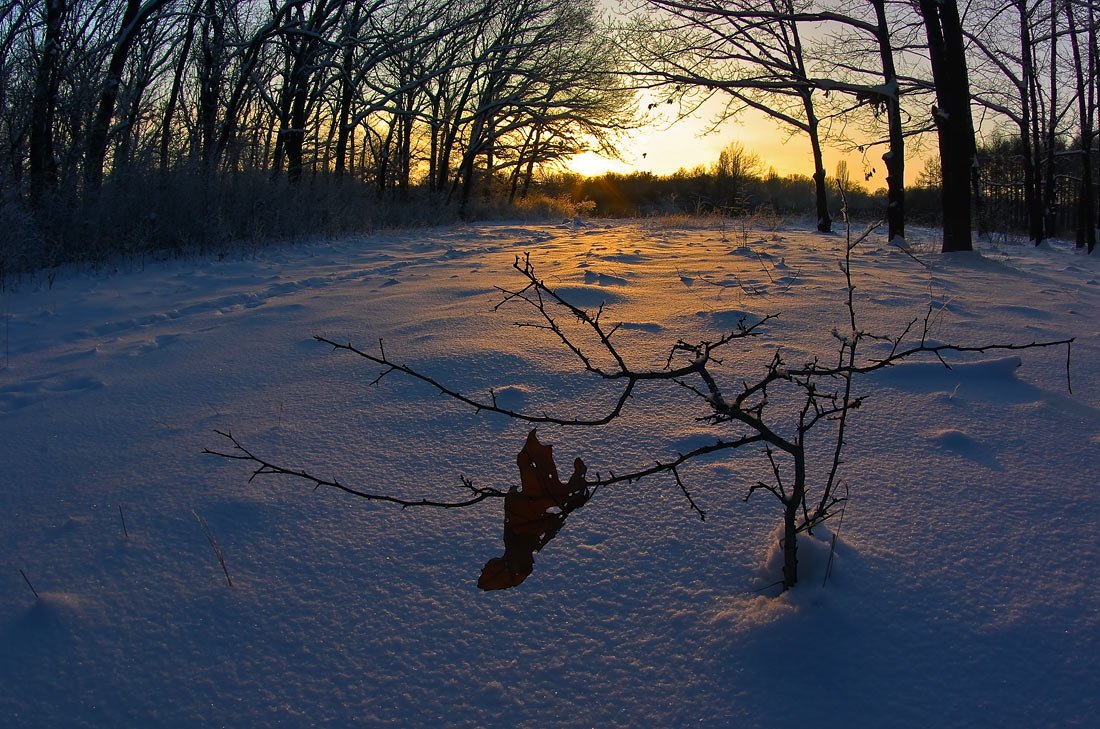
[1,219,1097,728]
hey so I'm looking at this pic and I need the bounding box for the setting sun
[565,100,933,189]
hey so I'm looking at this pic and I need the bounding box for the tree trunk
[160,0,201,171]
[918,0,977,252]
[197,0,224,167]
[781,500,799,590]
[333,4,361,178]
[1067,0,1097,252]
[520,125,543,200]
[285,83,309,182]
[781,449,807,590]
[397,97,413,200]
[1018,1,1045,244]
[1043,0,1059,240]
[28,0,66,203]
[85,0,171,190]
[805,99,831,233]
[871,0,904,243]
[215,3,301,171]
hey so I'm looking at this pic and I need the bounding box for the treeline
[1,0,629,272]
[546,136,1096,241]
[541,141,932,224]
[977,135,1099,241]
[549,168,941,225]
[628,0,1099,252]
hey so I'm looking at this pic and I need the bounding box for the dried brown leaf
[477,430,589,590]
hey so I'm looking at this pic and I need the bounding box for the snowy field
[2,219,1098,728]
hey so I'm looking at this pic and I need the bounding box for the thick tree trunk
[427,118,440,194]
[197,1,223,167]
[781,450,807,590]
[270,58,294,176]
[871,0,905,243]
[285,84,309,182]
[334,75,354,177]
[782,501,799,590]
[333,5,361,178]
[918,0,977,252]
[374,121,396,198]
[397,101,413,200]
[515,125,542,202]
[28,0,66,203]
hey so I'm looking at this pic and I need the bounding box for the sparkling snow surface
[2,220,1098,728]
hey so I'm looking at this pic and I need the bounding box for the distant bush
[1,169,473,275]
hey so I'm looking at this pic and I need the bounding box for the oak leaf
[478,430,590,590]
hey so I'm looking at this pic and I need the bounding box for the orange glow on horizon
[565,103,932,189]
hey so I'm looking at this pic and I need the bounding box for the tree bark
[1067,0,1097,252]
[871,0,905,243]
[1018,3,1045,243]
[1043,0,1059,240]
[160,0,201,171]
[806,97,832,233]
[333,4,362,178]
[84,0,172,190]
[28,0,66,202]
[919,0,977,252]
[197,0,224,167]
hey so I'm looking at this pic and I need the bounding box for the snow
[1,220,1098,728]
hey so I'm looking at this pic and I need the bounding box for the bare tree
[83,0,175,190]
[916,0,978,252]
[801,0,925,244]
[1065,0,1096,252]
[966,0,1048,243]
[623,0,836,232]
[708,140,762,213]
[28,0,67,201]
[207,213,1072,592]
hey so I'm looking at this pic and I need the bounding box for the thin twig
[19,568,39,599]
[1066,341,1073,394]
[671,466,706,521]
[822,487,849,589]
[749,579,786,595]
[193,511,232,588]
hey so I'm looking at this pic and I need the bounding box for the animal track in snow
[0,371,104,414]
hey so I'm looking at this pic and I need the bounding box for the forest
[1,0,1097,271]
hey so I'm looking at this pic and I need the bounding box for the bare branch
[671,466,706,521]
[203,430,505,509]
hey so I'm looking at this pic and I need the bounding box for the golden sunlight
[566,151,634,178]
[566,102,931,188]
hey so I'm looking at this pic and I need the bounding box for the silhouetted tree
[917,0,977,252]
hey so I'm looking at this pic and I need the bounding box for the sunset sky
[573,0,937,188]
[567,96,934,188]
